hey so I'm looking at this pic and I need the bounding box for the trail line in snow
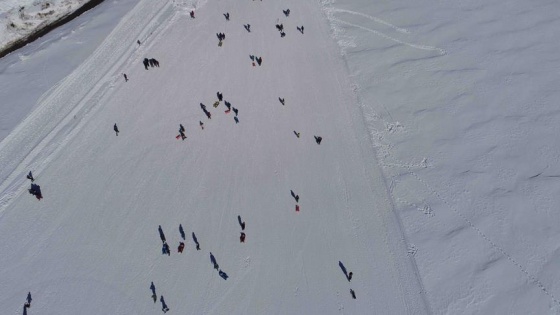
[326,7,410,34]
[0,0,175,216]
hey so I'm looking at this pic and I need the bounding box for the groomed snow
[0,0,428,314]
[2,0,560,313]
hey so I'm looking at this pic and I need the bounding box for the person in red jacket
[178,242,185,253]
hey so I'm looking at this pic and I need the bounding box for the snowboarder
[199,121,204,130]
[178,242,185,253]
[123,73,128,82]
[294,131,300,138]
[190,10,195,18]
[26,171,34,182]
[160,296,170,313]
[223,13,230,20]
[232,107,239,116]
[217,92,223,101]
[114,123,119,136]
[314,136,322,144]
[240,232,246,243]
[234,116,239,124]
[350,289,356,299]
[348,271,353,281]
[143,58,149,70]
[279,97,285,105]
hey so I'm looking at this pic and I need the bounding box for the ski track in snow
[0,0,434,313]
[0,0,176,217]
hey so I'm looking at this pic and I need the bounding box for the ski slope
[0,0,428,314]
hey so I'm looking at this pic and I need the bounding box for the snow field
[0,0,428,314]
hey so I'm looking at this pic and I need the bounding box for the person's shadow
[192,232,200,250]
[210,252,219,270]
[179,224,185,240]
[339,261,349,280]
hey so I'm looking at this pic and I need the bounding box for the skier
[150,282,157,303]
[280,31,285,38]
[160,296,170,313]
[210,252,219,270]
[314,136,322,144]
[250,55,255,61]
[223,13,230,20]
[178,242,185,253]
[240,232,246,243]
[199,121,204,130]
[348,271,353,281]
[234,116,239,124]
[26,171,34,182]
[137,40,141,45]
[350,289,356,299]
[283,9,290,17]
[232,107,239,116]
[204,109,211,119]
[279,97,285,105]
[114,123,119,136]
[256,57,263,66]
[244,24,251,32]
[294,131,300,138]
[143,58,149,70]
[224,101,232,112]
[180,129,186,140]
[180,124,185,133]
[190,10,195,18]
[179,224,185,240]
[217,92,223,101]
[200,103,206,110]
[123,73,128,82]
[296,204,300,212]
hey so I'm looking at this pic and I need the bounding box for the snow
[1,0,560,313]
[0,0,91,51]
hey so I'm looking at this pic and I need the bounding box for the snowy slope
[322,0,560,313]
[0,0,91,51]
[0,0,428,314]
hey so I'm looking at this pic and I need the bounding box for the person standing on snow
[114,123,119,136]
[123,73,128,82]
[26,171,34,182]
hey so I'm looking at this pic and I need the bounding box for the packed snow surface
[2,0,560,314]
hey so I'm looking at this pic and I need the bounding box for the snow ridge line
[326,8,411,34]
[320,2,432,313]
[0,0,174,215]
